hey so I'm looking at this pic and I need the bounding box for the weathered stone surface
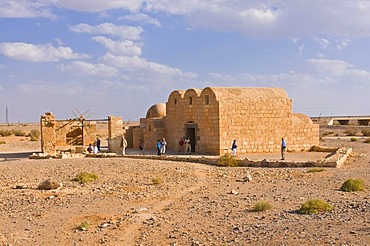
[37,179,62,190]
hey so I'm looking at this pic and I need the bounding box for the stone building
[131,87,319,155]
[40,112,124,155]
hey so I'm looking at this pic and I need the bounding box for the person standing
[96,137,101,152]
[231,140,237,156]
[156,139,162,156]
[93,142,98,154]
[178,137,184,154]
[160,138,167,155]
[281,138,287,160]
[139,139,145,155]
[185,137,191,154]
[121,136,128,155]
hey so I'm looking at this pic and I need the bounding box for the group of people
[87,137,101,154]
[177,137,192,154]
[156,138,167,156]
[230,138,287,160]
[88,136,287,160]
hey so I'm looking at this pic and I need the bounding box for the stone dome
[146,103,166,118]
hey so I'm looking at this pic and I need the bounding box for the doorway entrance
[185,122,197,153]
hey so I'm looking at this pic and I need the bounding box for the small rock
[230,190,239,195]
[37,179,62,190]
[243,174,252,182]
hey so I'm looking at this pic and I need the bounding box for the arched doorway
[185,122,197,153]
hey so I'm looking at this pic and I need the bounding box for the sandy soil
[0,125,369,245]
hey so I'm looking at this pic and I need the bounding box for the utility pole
[5,106,9,124]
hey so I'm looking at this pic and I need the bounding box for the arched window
[174,98,177,105]
[205,95,209,105]
[189,96,193,105]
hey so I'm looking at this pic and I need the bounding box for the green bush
[306,168,325,173]
[76,221,90,230]
[361,128,370,136]
[152,177,163,185]
[350,137,359,142]
[217,154,240,167]
[252,201,273,212]
[74,172,98,184]
[340,178,365,192]
[0,130,12,137]
[12,130,26,136]
[28,129,41,141]
[0,140,5,145]
[298,199,333,214]
[344,128,359,136]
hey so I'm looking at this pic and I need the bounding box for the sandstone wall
[40,113,56,155]
[164,88,220,154]
[108,116,123,154]
[137,118,165,151]
[218,97,293,155]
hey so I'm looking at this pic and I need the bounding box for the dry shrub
[152,177,163,185]
[307,168,325,173]
[0,140,5,145]
[0,130,12,137]
[74,172,98,184]
[217,154,240,167]
[76,221,90,230]
[298,199,333,214]
[252,201,273,212]
[340,178,365,192]
[28,129,41,141]
[344,128,359,136]
[364,138,370,144]
[361,128,370,136]
[12,130,26,136]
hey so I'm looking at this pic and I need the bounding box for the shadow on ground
[0,152,36,159]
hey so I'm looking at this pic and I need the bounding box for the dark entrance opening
[186,127,196,152]
[185,121,197,153]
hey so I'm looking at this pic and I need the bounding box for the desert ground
[0,124,369,245]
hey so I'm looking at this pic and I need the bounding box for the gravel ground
[0,133,369,245]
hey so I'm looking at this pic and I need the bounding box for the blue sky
[0,0,370,123]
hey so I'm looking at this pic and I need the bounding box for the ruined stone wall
[132,126,144,151]
[108,116,123,154]
[83,122,97,146]
[41,112,98,154]
[164,88,220,154]
[40,113,57,155]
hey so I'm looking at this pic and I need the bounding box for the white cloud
[70,23,143,40]
[0,42,89,62]
[314,37,330,49]
[48,0,144,13]
[92,36,142,56]
[101,53,198,79]
[58,61,119,77]
[306,58,354,77]
[0,0,55,18]
[145,1,370,39]
[121,13,161,27]
[313,37,352,50]
[239,7,278,24]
